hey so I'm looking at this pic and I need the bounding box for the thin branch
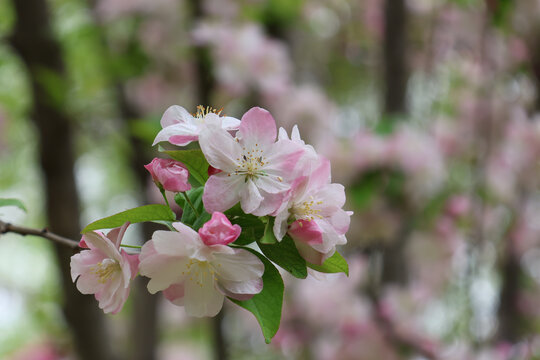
[0,220,79,249]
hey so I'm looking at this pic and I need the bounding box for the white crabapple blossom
[199,107,305,216]
[138,212,264,317]
[70,222,139,314]
[153,104,241,146]
[273,157,351,265]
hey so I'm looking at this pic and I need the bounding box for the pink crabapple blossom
[153,105,241,146]
[70,222,139,314]
[144,157,191,193]
[199,107,305,216]
[138,214,264,317]
[273,157,351,265]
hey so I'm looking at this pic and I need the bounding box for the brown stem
[0,220,79,248]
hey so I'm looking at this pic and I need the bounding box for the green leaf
[307,251,349,276]
[228,213,265,246]
[164,149,210,187]
[82,204,175,233]
[225,204,266,245]
[260,217,276,244]
[259,235,307,279]
[0,198,27,212]
[231,248,283,343]
[174,187,210,230]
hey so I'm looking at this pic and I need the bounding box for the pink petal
[306,157,332,191]
[106,222,130,249]
[238,107,277,148]
[288,220,324,246]
[82,232,119,260]
[328,208,351,235]
[203,173,244,213]
[121,250,140,281]
[265,139,305,176]
[250,190,286,217]
[315,183,346,211]
[169,135,199,146]
[198,212,241,246]
[163,283,185,306]
[70,251,105,281]
[294,239,325,265]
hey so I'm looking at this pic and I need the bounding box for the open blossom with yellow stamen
[153,104,241,147]
[199,107,305,216]
[273,157,351,265]
[70,222,139,314]
[138,213,264,317]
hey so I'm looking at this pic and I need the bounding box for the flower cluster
[70,105,350,340]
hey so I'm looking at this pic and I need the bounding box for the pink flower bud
[198,212,241,246]
[144,158,191,193]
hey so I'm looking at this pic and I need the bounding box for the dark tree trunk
[383,0,408,115]
[380,0,410,286]
[9,1,116,359]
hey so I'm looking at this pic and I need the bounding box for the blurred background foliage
[1,0,540,359]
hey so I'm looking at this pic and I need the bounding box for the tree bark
[380,0,410,285]
[383,0,408,115]
[9,1,116,359]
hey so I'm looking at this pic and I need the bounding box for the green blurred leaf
[130,117,162,146]
[231,248,284,343]
[82,204,175,233]
[164,149,209,187]
[0,198,26,212]
[307,251,349,276]
[259,234,307,279]
[35,67,68,109]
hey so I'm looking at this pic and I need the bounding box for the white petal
[203,173,244,213]
[212,249,264,282]
[240,179,263,214]
[184,267,224,317]
[221,116,241,130]
[152,228,200,257]
[216,278,263,300]
[152,123,199,146]
[83,232,118,259]
[254,175,290,194]
[161,105,193,127]
[272,207,291,241]
[199,126,242,172]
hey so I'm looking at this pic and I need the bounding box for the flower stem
[159,188,170,208]
[120,244,142,249]
[182,191,200,217]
